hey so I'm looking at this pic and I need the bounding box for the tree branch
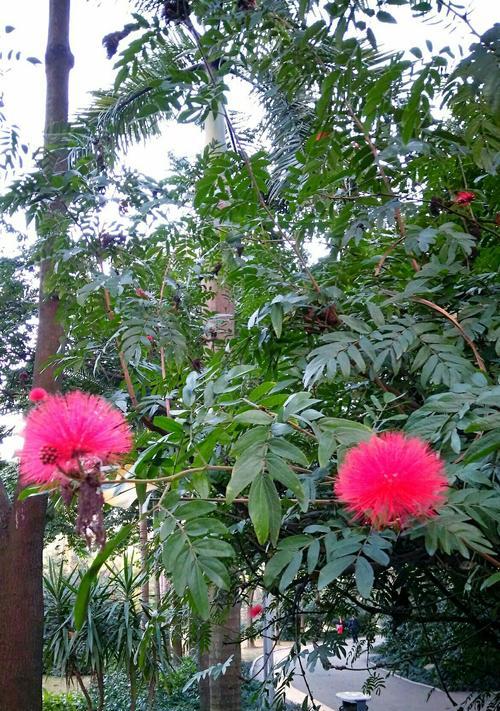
[412,296,486,372]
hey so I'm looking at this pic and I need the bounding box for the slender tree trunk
[96,670,105,711]
[139,512,150,611]
[247,588,256,647]
[0,3,73,709]
[209,600,241,711]
[170,591,184,658]
[154,571,161,608]
[129,661,137,711]
[172,625,184,658]
[202,109,241,711]
[74,667,95,711]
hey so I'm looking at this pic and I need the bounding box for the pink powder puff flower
[250,604,263,619]
[19,391,133,486]
[29,387,48,402]
[334,432,448,529]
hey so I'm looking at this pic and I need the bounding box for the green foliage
[44,554,170,708]
[2,0,500,702]
[160,500,235,618]
[0,257,37,411]
[92,672,197,711]
[42,690,85,711]
[375,615,500,692]
[73,524,134,631]
[64,664,281,711]
[40,0,500,658]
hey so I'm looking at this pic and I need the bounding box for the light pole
[262,592,275,706]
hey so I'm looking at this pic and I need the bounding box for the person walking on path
[347,617,360,643]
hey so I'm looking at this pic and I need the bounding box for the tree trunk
[208,600,241,711]
[198,647,210,711]
[202,109,241,711]
[247,588,256,647]
[139,512,150,610]
[172,625,184,659]
[96,670,105,711]
[73,667,95,711]
[0,494,48,711]
[0,2,73,709]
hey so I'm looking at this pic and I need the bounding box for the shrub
[83,664,299,710]
[42,690,85,711]
[162,655,198,694]
[375,617,500,691]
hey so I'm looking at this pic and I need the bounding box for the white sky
[0,0,495,458]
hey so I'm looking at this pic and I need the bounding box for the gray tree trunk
[0,2,73,709]
[139,511,150,610]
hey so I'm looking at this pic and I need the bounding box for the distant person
[347,617,359,643]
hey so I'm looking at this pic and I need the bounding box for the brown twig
[106,479,333,506]
[101,284,167,435]
[478,551,500,570]
[375,234,410,276]
[177,496,333,505]
[373,377,419,413]
[114,461,314,487]
[116,465,232,486]
[412,297,486,372]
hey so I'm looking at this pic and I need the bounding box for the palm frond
[73,25,198,157]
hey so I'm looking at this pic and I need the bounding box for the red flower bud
[315,131,330,141]
[29,388,48,402]
[249,604,263,619]
[135,288,149,299]
[454,191,475,205]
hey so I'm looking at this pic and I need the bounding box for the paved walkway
[254,640,475,711]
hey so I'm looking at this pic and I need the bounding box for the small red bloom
[315,131,330,141]
[147,335,155,343]
[454,191,475,205]
[29,388,48,402]
[334,432,448,528]
[135,288,149,299]
[250,604,263,619]
[19,391,133,486]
